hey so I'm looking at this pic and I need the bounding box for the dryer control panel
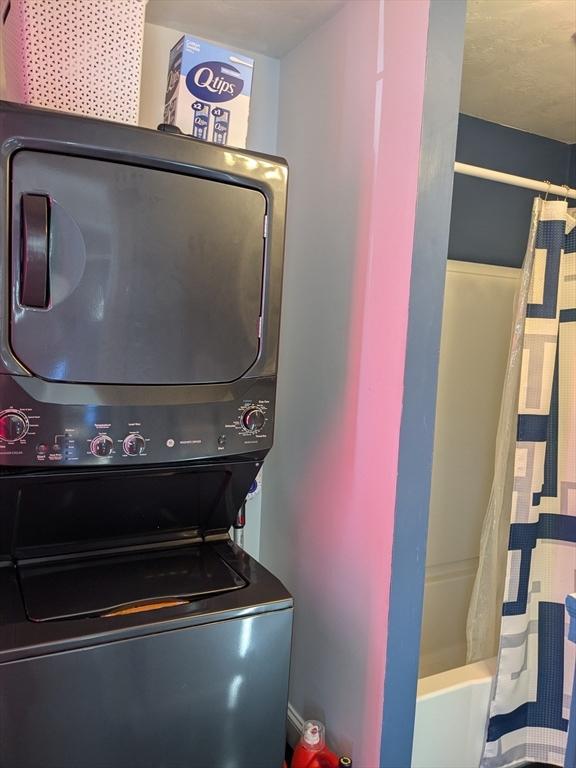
[0,376,275,467]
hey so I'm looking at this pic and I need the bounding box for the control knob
[90,435,114,457]
[123,433,146,456]
[242,407,266,433]
[0,410,29,443]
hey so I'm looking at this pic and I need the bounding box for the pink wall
[353,1,431,760]
[260,1,431,763]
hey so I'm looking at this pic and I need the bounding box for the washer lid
[19,545,246,622]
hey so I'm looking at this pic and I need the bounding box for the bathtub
[412,657,496,768]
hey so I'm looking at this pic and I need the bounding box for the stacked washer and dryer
[0,101,292,768]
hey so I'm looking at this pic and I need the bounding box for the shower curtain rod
[454,161,576,200]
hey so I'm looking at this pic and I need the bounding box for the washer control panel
[0,377,275,466]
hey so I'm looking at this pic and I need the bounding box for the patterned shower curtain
[482,200,576,768]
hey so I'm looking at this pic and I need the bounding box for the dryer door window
[10,151,266,385]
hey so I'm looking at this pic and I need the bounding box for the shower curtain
[479,199,576,768]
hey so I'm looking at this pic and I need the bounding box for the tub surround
[412,658,496,768]
[419,261,520,678]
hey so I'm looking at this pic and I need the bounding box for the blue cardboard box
[164,35,254,148]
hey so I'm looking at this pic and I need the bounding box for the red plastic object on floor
[291,721,339,768]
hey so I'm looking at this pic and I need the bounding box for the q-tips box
[164,35,254,148]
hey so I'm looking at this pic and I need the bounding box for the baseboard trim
[287,702,305,748]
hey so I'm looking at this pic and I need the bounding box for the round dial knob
[90,435,114,457]
[123,434,146,456]
[242,407,266,433]
[0,410,29,443]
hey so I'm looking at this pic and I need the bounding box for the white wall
[261,5,376,753]
[0,49,4,99]
[139,22,280,156]
[419,261,520,678]
[0,11,6,98]
[258,0,431,762]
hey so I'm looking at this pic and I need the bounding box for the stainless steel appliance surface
[0,99,287,467]
[0,535,293,768]
[0,101,292,768]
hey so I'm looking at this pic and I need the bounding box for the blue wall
[380,2,467,765]
[449,115,575,267]
[570,143,576,184]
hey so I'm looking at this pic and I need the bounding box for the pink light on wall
[261,0,431,763]
[353,1,431,760]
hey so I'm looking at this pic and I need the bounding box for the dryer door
[10,151,266,385]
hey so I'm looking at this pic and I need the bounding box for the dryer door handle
[20,193,50,309]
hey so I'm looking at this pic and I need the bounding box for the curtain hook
[543,180,552,201]
[562,184,570,202]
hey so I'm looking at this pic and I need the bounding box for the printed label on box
[163,35,253,148]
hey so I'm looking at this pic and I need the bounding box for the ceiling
[145,0,346,58]
[461,0,576,143]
